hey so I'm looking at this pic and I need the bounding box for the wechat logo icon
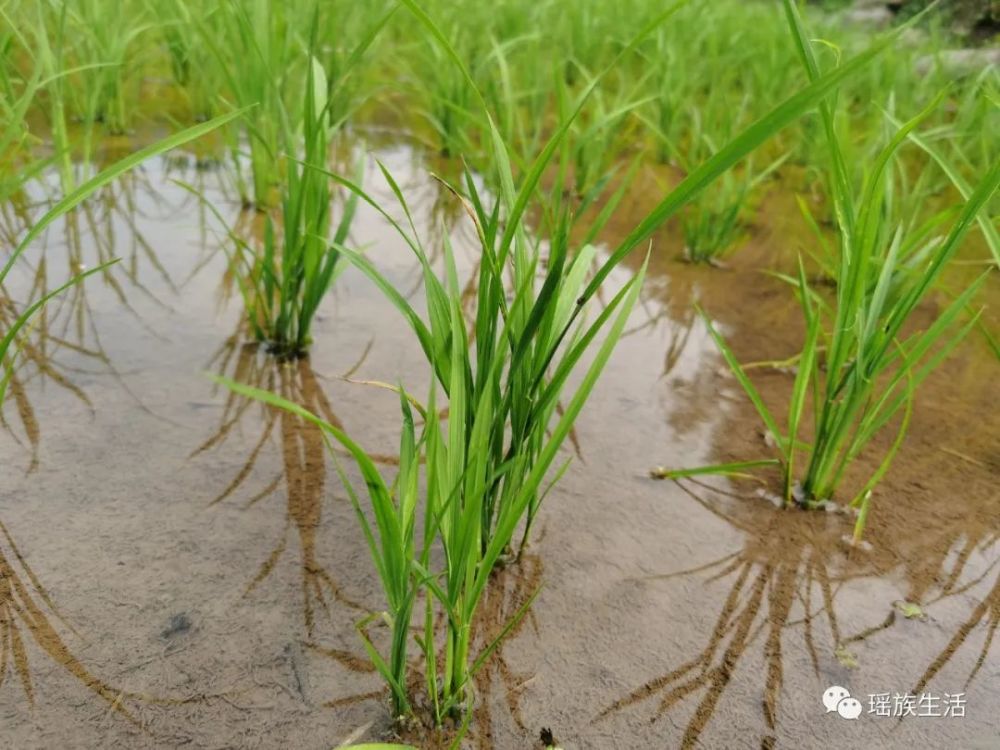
[823,685,863,719]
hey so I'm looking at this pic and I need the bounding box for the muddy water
[1,141,997,749]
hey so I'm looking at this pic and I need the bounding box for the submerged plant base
[788,482,831,511]
[264,339,312,362]
[391,721,459,750]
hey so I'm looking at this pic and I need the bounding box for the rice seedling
[370,3,936,533]
[681,170,750,263]
[64,0,151,136]
[690,0,1000,540]
[551,0,647,85]
[193,340,367,632]
[241,58,359,358]
[3,0,150,190]
[0,61,44,201]
[0,0,989,224]
[559,65,652,199]
[216,379,429,720]
[631,10,792,263]
[634,24,693,167]
[199,1,392,209]
[285,121,648,730]
[894,100,1000,268]
[211,3,660,726]
[198,0,293,209]
[634,1,798,168]
[183,50,361,358]
[816,88,992,283]
[221,105,647,716]
[326,0,701,566]
[421,38,478,158]
[151,0,227,121]
[10,2,76,192]
[0,2,997,749]
[473,32,549,168]
[680,154,787,264]
[315,2,398,131]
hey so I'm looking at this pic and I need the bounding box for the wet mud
[0,140,997,748]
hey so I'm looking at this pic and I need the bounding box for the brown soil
[0,141,997,749]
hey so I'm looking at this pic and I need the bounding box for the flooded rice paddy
[1,138,998,749]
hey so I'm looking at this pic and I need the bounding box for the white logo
[823,686,862,719]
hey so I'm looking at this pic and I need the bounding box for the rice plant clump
[694,1,1000,539]
[220,166,646,728]
[242,57,359,359]
[190,55,360,360]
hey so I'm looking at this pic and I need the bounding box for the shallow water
[1,140,998,749]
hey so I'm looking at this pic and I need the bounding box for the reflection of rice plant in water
[2,112,244,405]
[601,475,990,744]
[690,1,1000,540]
[0,519,138,719]
[0,114,240,718]
[0,267,96,472]
[1,169,195,471]
[469,552,543,747]
[192,341,366,633]
[911,570,1000,697]
[599,483,837,747]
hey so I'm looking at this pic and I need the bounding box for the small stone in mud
[649,466,670,480]
[839,535,874,553]
[161,613,192,639]
[834,643,860,669]
[754,487,784,508]
[893,600,927,621]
